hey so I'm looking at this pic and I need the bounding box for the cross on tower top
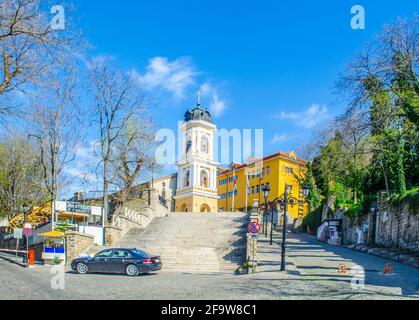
[196,90,201,106]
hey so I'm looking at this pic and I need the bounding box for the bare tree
[88,61,148,225]
[0,0,81,117]
[28,65,81,224]
[335,17,418,123]
[110,116,158,207]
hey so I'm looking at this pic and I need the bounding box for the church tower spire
[174,95,220,213]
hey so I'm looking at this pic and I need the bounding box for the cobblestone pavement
[257,230,419,299]
[0,231,418,300]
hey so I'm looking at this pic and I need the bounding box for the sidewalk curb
[0,253,28,268]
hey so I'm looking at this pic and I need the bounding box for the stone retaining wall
[375,200,419,251]
[328,197,418,251]
[341,213,375,246]
[65,232,94,262]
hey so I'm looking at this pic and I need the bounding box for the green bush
[54,222,72,233]
[345,203,362,217]
[390,187,419,212]
[303,206,323,235]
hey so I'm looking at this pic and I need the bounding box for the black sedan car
[71,248,162,276]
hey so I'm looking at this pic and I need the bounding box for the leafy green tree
[305,162,321,212]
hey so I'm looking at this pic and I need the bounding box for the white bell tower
[174,93,219,212]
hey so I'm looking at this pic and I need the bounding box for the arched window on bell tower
[185,134,192,156]
[201,135,209,154]
[200,169,209,188]
[184,169,190,187]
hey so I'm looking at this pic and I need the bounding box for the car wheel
[76,262,89,274]
[125,264,139,276]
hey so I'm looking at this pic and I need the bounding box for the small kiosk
[39,230,66,265]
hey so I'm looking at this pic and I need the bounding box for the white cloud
[131,57,227,116]
[73,141,100,163]
[64,141,101,187]
[65,167,97,184]
[271,133,289,144]
[134,56,198,98]
[199,83,227,117]
[274,104,329,129]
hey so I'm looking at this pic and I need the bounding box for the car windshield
[95,250,113,258]
[132,249,152,257]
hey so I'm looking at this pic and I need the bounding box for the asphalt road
[0,232,418,300]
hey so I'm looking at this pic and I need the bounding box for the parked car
[70,248,162,276]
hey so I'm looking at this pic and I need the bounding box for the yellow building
[217,151,308,220]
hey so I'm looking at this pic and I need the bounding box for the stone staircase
[117,212,248,273]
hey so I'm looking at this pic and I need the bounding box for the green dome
[184,105,213,123]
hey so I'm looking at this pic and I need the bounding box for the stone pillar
[65,232,95,264]
[104,225,122,246]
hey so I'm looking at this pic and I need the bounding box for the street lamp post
[82,190,89,233]
[264,207,268,237]
[262,184,270,239]
[272,184,310,272]
[270,201,275,246]
[22,203,29,264]
[280,186,290,271]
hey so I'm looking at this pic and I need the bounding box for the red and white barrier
[0,248,28,254]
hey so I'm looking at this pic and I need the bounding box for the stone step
[116,212,248,273]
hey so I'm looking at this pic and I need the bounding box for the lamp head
[302,184,310,197]
[262,184,270,200]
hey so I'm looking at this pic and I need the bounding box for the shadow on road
[285,232,419,297]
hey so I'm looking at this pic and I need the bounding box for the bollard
[28,249,35,266]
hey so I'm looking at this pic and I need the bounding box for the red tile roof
[217,151,307,175]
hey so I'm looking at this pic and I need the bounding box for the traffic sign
[13,228,23,239]
[383,263,394,275]
[338,264,348,273]
[23,223,33,237]
[248,222,261,235]
[23,223,32,230]
[23,228,33,237]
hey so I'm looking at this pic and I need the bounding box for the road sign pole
[248,221,260,274]
[25,235,29,264]
[252,237,256,274]
[22,223,32,264]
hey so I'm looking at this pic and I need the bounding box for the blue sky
[54,1,418,195]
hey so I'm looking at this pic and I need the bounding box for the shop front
[39,230,66,265]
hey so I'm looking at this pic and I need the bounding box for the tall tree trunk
[103,160,109,227]
[379,156,390,194]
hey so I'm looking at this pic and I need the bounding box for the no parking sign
[23,223,32,237]
[248,222,261,235]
